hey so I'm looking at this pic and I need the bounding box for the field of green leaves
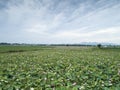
[0,45,120,90]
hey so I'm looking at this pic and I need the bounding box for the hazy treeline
[0,42,97,46]
[0,42,120,48]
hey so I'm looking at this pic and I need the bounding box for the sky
[0,0,120,44]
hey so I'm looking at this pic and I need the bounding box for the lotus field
[0,46,120,90]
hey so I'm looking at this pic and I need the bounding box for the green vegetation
[0,46,120,90]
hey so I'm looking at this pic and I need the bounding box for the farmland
[0,45,120,90]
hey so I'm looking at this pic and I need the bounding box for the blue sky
[0,0,120,44]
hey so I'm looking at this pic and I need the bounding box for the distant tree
[97,44,102,48]
[0,42,11,45]
[66,44,69,46]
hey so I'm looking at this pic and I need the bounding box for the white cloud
[0,0,120,44]
[50,26,120,44]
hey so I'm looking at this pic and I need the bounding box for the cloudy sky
[0,0,120,44]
